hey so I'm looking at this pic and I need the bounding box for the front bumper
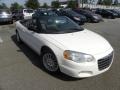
[59,48,113,78]
[0,18,12,22]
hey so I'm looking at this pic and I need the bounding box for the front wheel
[42,50,59,72]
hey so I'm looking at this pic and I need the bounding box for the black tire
[112,16,115,19]
[108,15,112,19]
[42,49,59,73]
[87,18,91,22]
[16,30,22,44]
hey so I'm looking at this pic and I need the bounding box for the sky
[0,0,66,7]
[0,0,120,7]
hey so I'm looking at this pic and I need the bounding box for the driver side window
[27,19,38,32]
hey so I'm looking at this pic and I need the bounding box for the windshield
[66,10,80,16]
[84,10,93,14]
[24,9,33,13]
[41,11,57,16]
[105,10,113,13]
[0,10,11,14]
[114,9,119,12]
[39,16,84,34]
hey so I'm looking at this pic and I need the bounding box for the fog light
[79,71,93,77]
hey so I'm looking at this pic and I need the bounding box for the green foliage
[41,3,49,8]
[83,0,88,4]
[25,0,40,9]
[10,2,23,11]
[67,0,77,9]
[97,0,103,5]
[51,1,60,8]
[0,3,8,9]
[102,0,113,5]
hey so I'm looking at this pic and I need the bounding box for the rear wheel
[42,49,59,72]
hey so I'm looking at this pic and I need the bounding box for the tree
[41,3,49,8]
[102,0,113,5]
[83,0,88,4]
[0,3,8,9]
[89,0,95,4]
[25,0,40,9]
[67,0,77,9]
[10,2,24,11]
[51,1,60,8]
[97,0,103,5]
[114,0,119,5]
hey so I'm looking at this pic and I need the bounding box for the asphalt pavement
[0,19,120,90]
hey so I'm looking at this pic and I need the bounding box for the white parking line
[0,37,3,43]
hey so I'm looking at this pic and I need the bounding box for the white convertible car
[16,16,114,78]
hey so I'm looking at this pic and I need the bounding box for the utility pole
[81,0,84,8]
[77,0,81,8]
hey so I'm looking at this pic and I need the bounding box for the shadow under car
[11,35,83,81]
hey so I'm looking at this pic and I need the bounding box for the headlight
[74,17,81,21]
[64,50,95,63]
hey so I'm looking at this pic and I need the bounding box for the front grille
[98,52,113,71]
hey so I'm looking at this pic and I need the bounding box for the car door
[23,19,43,54]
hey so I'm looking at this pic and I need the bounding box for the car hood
[45,29,112,55]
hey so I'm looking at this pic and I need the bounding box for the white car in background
[15,16,114,78]
[12,9,34,20]
[0,9,13,23]
[23,9,34,19]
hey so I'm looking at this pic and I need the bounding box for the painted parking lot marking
[0,37,3,43]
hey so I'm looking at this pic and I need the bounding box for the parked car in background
[73,9,103,23]
[53,9,87,25]
[109,9,120,18]
[12,10,23,20]
[16,16,114,78]
[95,9,118,19]
[12,9,34,20]
[23,9,34,19]
[0,9,13,23]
